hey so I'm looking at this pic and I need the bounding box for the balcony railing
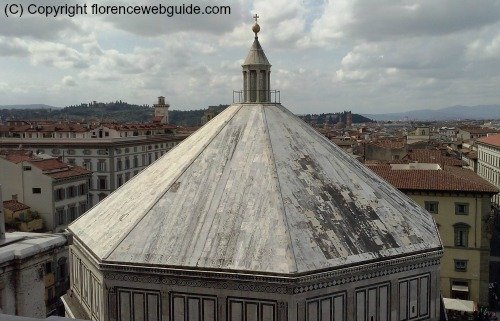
[233,90,281,104]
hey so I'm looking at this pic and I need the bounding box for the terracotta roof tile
[403,149,466,167]
[478,134,500,147]
[3,200,30,212]
[368,165,498,194]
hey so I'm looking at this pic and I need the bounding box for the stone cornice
[100,249,443,295]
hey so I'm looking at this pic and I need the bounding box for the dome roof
[69,104,441,275]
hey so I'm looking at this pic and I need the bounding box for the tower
[242,14,271,103]
[153,96,169,124]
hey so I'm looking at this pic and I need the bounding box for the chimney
[0,186,5,240]
[12,194,18,201]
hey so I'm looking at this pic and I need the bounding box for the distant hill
[0,101,229,126]
[0,104,57,110]
[300,112,374,125]
[365,104,500,121]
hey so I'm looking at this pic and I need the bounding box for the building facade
[0,123,182,206]
[0,151,91,232]
[477,135,500,205]
[370,164,498,306]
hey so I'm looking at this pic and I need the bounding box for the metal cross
[253,14,259,23]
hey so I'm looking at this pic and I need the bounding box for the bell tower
[242,14,271,103]
[153,96,170,124]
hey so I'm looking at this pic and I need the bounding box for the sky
[1,0,500,114]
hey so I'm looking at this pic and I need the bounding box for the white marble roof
[243,37,271,66]
[69,104,441,274]
[0,232,66,263]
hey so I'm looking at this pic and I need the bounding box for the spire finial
[252,14,260,38]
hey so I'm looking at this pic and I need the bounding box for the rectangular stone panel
[409,279,418,319]
[170,292,217,321]
[333,296,343,321]
[379,285,388,321]
[399,281,408,321]
[147,294,159,321]
[356,291,365,321]
[133,293,145,321]
[173,296,185,321]
[246,303,259,321]
[227,297,276,321]
[203,299,216,321]
[119,291,131,321]
[231,301,243,321]
[419,277,429,316]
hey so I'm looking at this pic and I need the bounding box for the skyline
[1,0,500,114]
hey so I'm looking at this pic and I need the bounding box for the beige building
[0,121,182,205]
[371,163,498,306]
[3,199,43,232]
[0,150,91,232]
[477,134,500,205]
[406,126,431,145]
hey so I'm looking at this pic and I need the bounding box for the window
[56,207,65,225]
[454,260,468,272]
[97,160,106,172]
[68,205,77,222]
[125,172,130,182]
[58,257,67,279]
[78,183,87,195]
[67,149,76,155]
[32,187,41,194]
[45,261,53,274]
[125,157,130,169]
[66,186,77,198]
[116,159,122,171]
[79,202,87,216]
[98,177,107,190]
[67,158,76,165]
[23,166,32,171]
[117,174,123,187]
[451,281,469,300]
[455,203,469,215]
[133,156,139,168]
[424,201,438,214]
[454,223,470,247]
[83,159,92,170]
[97,149,108,155]
[83,149,92,155]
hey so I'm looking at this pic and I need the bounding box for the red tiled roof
[478,134,500,147]
[28,158,91,179]
[29,158,67,170]
[403,149,466,167]
[369,139,406,149]
[460,127,499,134]
[3,199,30,212]
[45,165,91,179]
[0,149,34,163]
[369,165,498,194]
[0,150,91,179]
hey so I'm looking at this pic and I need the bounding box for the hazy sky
[1,0,500,114]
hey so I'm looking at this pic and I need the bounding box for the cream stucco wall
[408,193,491,305]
